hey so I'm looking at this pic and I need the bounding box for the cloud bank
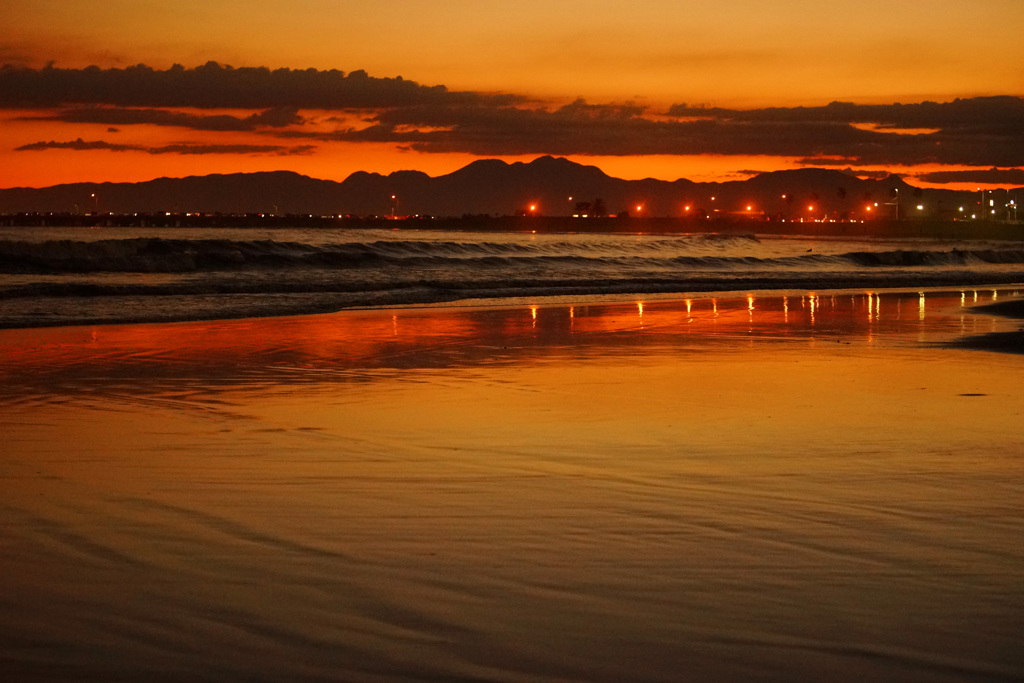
[28,105,305,131]
[915,168,1024,185]
[16,138,315,156]
[0,62,518,109]
[5,63,1023,182]
[283,96,1024,170]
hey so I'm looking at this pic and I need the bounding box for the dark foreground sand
[1,288,1022,682]
[950,298,1024,354]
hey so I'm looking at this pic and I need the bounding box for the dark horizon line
[5,156,1024,193]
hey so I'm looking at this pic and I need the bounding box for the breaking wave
[2,236,1023,274]
[1,229,1022,327]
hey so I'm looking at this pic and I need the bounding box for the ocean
[2,224,1023,681]
[2,224,1024,328]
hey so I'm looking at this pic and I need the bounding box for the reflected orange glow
[2,287,1023,683]
[1,290,1020,398]
[867,292,882,323]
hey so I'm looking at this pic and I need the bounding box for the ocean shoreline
[947,297,1024,354]
[3,227,1022,332]
[5,213,1024,241]
[2,278,1024,331]
[2,283,1023,682]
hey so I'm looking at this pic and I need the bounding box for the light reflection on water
[0,288,1019,411]
[0,290,1023,682]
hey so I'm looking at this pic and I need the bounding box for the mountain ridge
[0,156,1003,218]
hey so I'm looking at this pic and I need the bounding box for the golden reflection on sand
[1,289,1023,682]
[2,288,1018,384]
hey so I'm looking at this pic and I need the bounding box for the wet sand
[1,288,1023,682]
[950,298,1024,354]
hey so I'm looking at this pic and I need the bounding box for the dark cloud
[914,168,1024,185]
[666,98,1024,167]
[279,100,879,157]
[274,95,1021,168]
[793,160,912,179]
[16,138,138,152]
[15,138,315,156]
[29,105,304,131]
[667,97,1024,135]
[3,62,1021,172]
[0,62,520,109]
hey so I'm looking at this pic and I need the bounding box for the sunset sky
[3,0,1023,190]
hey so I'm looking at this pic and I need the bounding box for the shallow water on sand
[1,289,1023,682]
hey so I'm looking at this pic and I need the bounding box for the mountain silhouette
[0,156,996,218]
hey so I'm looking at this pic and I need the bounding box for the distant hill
[0,156,1005,219]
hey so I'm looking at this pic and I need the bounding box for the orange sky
[3,0,1024,189]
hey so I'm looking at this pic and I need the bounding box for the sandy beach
[2,288,1023,682]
